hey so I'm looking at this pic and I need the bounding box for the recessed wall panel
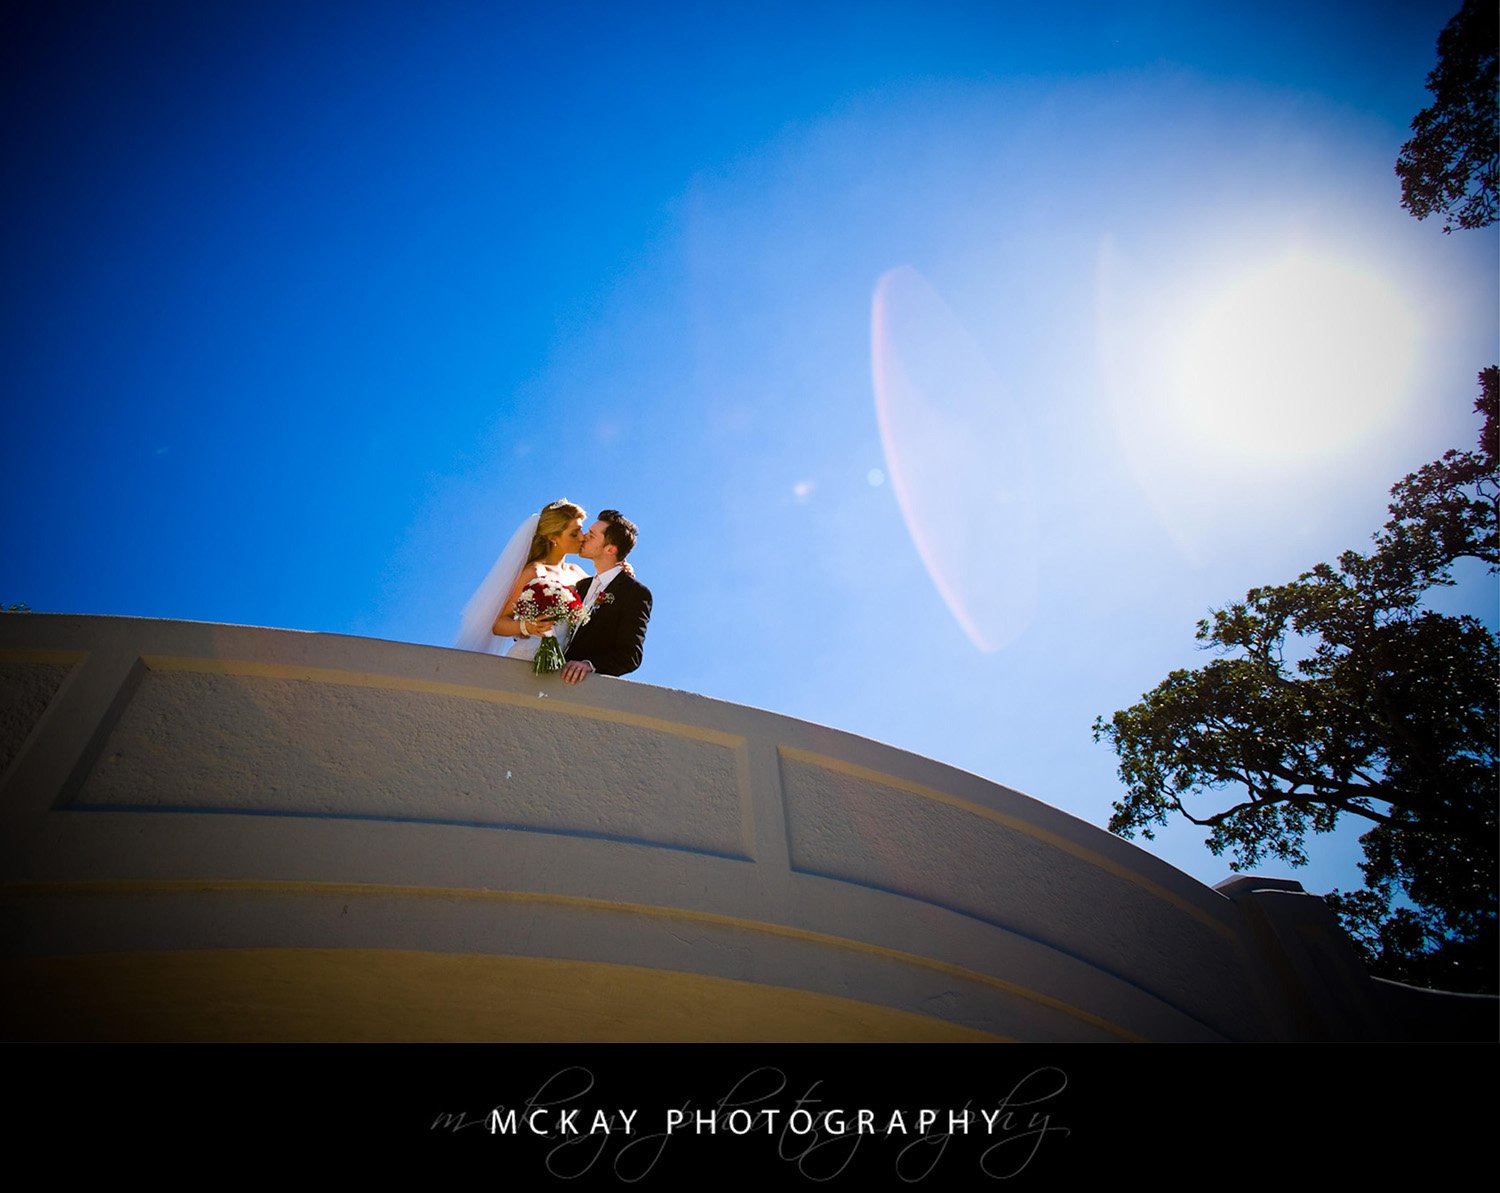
[780,749,1256,1027]
[0,661,73,777]
[74,666,746,856]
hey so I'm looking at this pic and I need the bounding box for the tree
[1395,0,1498,233]
[1094,370,1499,993]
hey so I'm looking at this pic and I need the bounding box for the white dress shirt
[579,563,623,620]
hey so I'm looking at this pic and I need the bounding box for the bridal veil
[454,512,539,654]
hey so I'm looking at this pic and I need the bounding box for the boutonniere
[596,591,615,607]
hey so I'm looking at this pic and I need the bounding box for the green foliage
[1395,0,1498,233]
[1379,367,1498,584]
[1095,372,1499,992]
[1325,887,1495,993]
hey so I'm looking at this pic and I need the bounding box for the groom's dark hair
[599,510,638,561]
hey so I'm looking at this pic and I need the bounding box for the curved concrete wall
[0,614,1448,1040]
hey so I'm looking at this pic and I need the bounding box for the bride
[454,500,588,659]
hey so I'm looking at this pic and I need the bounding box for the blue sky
[3,0,1495,896]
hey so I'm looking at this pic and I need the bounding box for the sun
[1171,252,1418,463]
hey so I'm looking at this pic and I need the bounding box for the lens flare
[871,266,1038,652]
[1097,236,1424,563]
[1172,252,1417,461]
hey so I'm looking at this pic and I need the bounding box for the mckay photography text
[431,1064,1071,1180]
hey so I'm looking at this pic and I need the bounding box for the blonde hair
[527,499,586,564]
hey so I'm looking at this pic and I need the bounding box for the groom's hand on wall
[561,660,595,685]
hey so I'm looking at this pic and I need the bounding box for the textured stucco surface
[781,751,1257,1029]
[76,667,745,855]
[0,660,71,778]
[0,614,1458,1041]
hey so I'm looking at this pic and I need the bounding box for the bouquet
[512,577,585,674]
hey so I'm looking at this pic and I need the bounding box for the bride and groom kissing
[454,500,651,684]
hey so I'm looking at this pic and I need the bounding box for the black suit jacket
[567,571,651,677]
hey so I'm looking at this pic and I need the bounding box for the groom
[561,509,651,684]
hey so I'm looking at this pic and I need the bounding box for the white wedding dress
[454,511,585,658]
